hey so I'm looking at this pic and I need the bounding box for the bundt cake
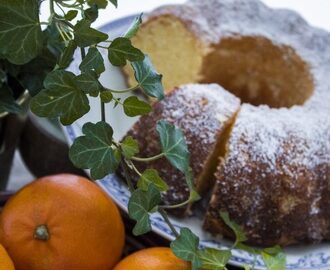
[125,84,240,215]
[122,0,330,246]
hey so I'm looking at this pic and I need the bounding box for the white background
[10,0,330,189]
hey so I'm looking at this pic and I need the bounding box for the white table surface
[9,0,330,191]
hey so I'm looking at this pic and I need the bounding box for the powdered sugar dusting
[160,84,240,146]
[215,104,330,243]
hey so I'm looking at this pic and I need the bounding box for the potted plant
[0,18,61,190]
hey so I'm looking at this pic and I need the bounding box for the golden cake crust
[123,84,240,215]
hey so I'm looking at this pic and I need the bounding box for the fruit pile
[0,174,190,270]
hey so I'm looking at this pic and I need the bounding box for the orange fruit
[113,247,190,270]
[0,244,15,270]
[0,174,125,270]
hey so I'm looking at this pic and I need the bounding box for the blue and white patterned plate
[63,15,330,270]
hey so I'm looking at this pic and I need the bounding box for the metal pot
[0,90,29,190]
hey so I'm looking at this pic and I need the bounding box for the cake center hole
[202,36,314,108]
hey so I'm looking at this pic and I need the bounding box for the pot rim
[0,89,30,119]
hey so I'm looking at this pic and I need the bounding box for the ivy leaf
[87,0,107,9]
[109,0,118,7]
[58,41,77,69]
[131,55,164,100]
[170,228,202,270]
[79,47,105,75]
[198,248,231,270]
[0,85,22,114]
[69,121,120,179]
[0,0,43,64]
[236,242,259,255]
[100,91,113,103]
[30,70,90,125]
[124,13,143,39]
[121,136,139,158]
[74,20,108,47]
[83,6,98,22]
[45,22,66,57]
[76,71,102,97]
[17,47,57,96]
[184,168,200,203]
[261,246,286,270]
[156,120,190,173]
[137,169,169,192]
[220,211,247,246]
[65,10,78,21]
[123,96,151,117]
[128,184,161,236]
[108,37,144,66]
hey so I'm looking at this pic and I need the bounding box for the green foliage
[156,120,189,173]
[58,41,77,69]
[261,246,286,270]
[220,211,247,246]
[198,248,231,270]
[65,10,79,21]
[128,184,161,235]
[137,169,168,192]
[121,136,139,158]
[74,19,108,47]
[109,0,118,8]
[87,0,108,9]
[83,5,99,22]
[108,37,144,66]
[16,47,58,96]
[79,47,105,75]
[0,0,43,64]
[69,121,120,179]
[123,96,151,117]
[30,70,90,125]
[100,91,113,103]
[171,228,202,270]
[131,55,164,100]
[76,71,102,97]
[124,13,143,39]
[220,212,286,270]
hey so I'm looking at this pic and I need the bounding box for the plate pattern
[62,14,330,270]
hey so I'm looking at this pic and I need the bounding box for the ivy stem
[55,23,68,42]
[96,45,109,49]
[104,84,140,94]
[159,198,191,210]
[127,160,142,177]
[80,47,86,59]
[101,101,106,122]
[112,96,123,106]
[131,153,164,162]
[158,209,179,237]
[62,20,75,29]
[58,1,81,9]
[55,1,66,15]
[122,159,136,193]
[50,0,55,14]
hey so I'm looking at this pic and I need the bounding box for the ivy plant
[0,1,286,269]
